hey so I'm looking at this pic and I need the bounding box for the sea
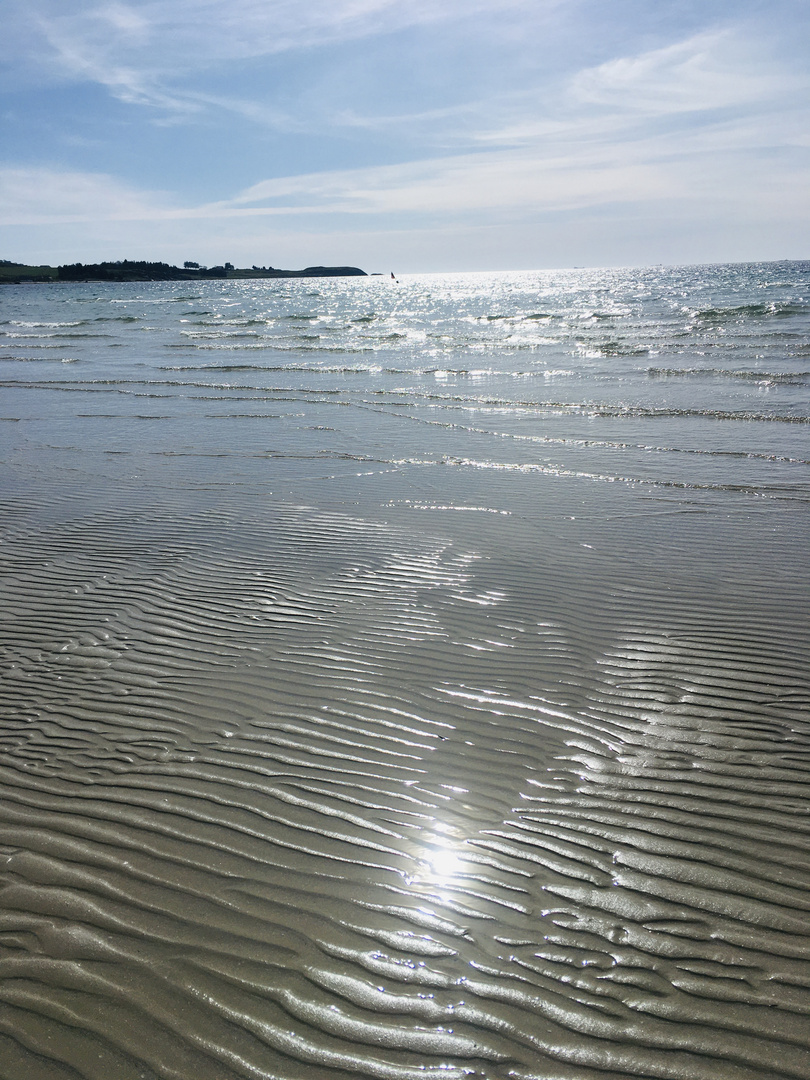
[1,262,809,1080]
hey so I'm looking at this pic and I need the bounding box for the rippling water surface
[1,264,809,1079]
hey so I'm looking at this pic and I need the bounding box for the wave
[161,338,586,355]
[164,342,377,353]
[648,367,810,383]
[5,376,810,423]
[180,332,263,339]
[577,341,650,357]
[383,454,809,493]
[6,320,85,328]
[181,319,270,328]
[161,363,385,373]
[0,343,71,350]
[690,302,809,321]
[482,312,628,324]
[1,331,115,340]
[0,355,79,364]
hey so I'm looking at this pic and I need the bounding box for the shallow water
[1,264,809,1079]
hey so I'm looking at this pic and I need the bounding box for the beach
[1,264,808,1079]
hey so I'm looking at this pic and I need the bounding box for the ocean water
[0,263,808,1080]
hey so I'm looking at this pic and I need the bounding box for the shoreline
[0,259,368,283]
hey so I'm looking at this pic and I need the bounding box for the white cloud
[12,1,803,153]
[205,152,669,218]
[570,29,799,115]
[0,152,678,233]
[0,0,442,117]
[3,68,808,232]
[0,166,171,225]
[474,26,808,153]
[13,0,541,100]
[95,1,149,37]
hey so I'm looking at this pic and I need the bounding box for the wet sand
[1,463,809,1080]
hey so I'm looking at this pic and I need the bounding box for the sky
[1,0,808,271]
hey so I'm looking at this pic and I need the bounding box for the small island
[0,259,367,283]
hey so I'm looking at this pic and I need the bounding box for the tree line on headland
[0,259,367,283]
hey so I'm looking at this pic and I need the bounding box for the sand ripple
[1,493,808,1080]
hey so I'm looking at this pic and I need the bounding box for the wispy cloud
[11,1,801,149]
[7,95,806,232]
[570,29,801,115]
[471,27,808,150]
[9,0,541,110]
[0,166,172,225]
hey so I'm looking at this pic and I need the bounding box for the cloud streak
[10,0,544,106]
[0,167,172,226]
[2,2,808,268]
[5,96,806,230]
[570,29,801,114]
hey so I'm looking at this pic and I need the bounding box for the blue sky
[1,0,808,271]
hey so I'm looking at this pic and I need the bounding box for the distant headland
[0,259,367,283]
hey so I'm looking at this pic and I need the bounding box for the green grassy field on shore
[0,261,58,281]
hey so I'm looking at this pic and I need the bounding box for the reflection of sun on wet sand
[3,483,808,1080]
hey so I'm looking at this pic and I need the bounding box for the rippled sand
[1,474,808,1080]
